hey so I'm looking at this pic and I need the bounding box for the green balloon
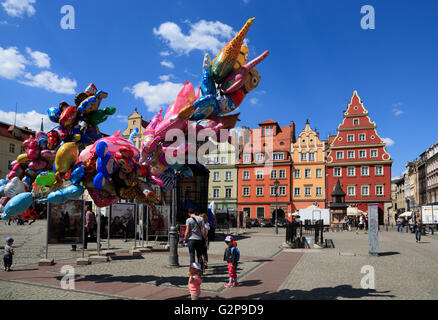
[35,172,56,186]
[87,107,116,126]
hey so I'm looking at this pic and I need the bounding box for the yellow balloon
[17,153,29,164]
[233,45,249,71]
[55,142,79,173]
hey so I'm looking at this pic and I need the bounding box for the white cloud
[0,45,76,94]
[2,0,36,17]
[249,97,259,105]
[153,20,235,55]
[392,102,404,116]
[0,46,28,79]
[160,60,174,69]
[124,81,184,112]
[158,74,175,81]
[115,115,129,123]
[160,51,171,56]
[26,47,50,68]
[20,71,77,94]
[382,137,395,147]
[0,109,55,131]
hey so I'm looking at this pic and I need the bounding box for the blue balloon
[40,185,84,204]
[0,185,5,196]
[0,179,8,187]
[70,166,86,185]
[4,192,33,217]
[47,106,60,123]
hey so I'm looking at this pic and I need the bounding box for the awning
[399,211,412,218]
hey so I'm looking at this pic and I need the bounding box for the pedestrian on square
[84,205,96,250]
[223,235,240,287]
[3,237,14,272]
[183,208,207,271]
[396,216,403,232]
[187,262,202,300]
[415,218,423,243]
[199,213,210,271]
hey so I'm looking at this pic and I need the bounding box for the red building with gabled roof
[237,120,296,221]
[326,91,393,224]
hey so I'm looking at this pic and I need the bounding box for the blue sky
[0,0,437,178]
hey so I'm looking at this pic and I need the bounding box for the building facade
[326,91,393,225]
[425,141,438,205]
[0,121,34,179]
[122,108,149,150]
[237,120,295,220]
[205,139,238,212]
[291,120,327,211]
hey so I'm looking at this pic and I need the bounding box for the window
[359,150,366,158]
[271,186,277,196]
[279,186,286,196]
[130,129,133,134]
[243,187,250,197]
[243,171,250,180]
[347,134,354,142]
[225,171,232,181]
[133,120,136,125]
[309,152,315,161]
[370,150,378,158]
[214,157,219,164]
[305,187,311,197]
[221,156,227,164]
[243,154,250,163]
[315,187,322,196]
[336,151,344,160]
[270,170,277,179]
[347,186,356,196]
[334,167,342,177]
[273,153,284,161]
[279,169,286,179]
[9,143,15,153]
[347,167,355,177]
[294,169,301,179]
[256,153,264,162]
[257,207,265,219]
[316,168,322,178]
[213,171,220,181]
[375,166,383,176]
[256,170,264,180]
[305,169,312,178]
[294,187,301,197]
[376,185,384,196]
[361,185,369,196]
[225,188,232,198]
[256,186,264,196]
[213,188,220,198]
[300,153,307,161]
[359,133,366,141]
[353,119,359,126]
[348,151,355,159]
[361,166,369,176]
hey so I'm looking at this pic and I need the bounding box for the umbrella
[399,211,412,218]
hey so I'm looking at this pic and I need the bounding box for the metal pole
[96,207,101,255]
[168,186,179,267]
[46,202,50,259]
[141,204,145,248]
[275,191,278,235]
[107,205,111,250]
[146,206,149,247]
[82,200,85,258]
[134,202,138,249]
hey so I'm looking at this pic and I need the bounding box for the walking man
[183,208,207,271]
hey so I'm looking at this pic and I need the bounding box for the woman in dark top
[415,219,423,243]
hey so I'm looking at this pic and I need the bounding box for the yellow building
[205,137,238,212]
[291,120,327,210]
[122,108,148,150]
[0,121,34,179]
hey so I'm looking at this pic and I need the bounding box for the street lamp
[274,179,280,235]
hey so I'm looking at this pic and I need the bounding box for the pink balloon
[88,188,119,208]
[28,160,47,171]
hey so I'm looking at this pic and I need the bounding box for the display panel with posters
[110,203,135,239]
[48,200,84,244]
[150,205,169,236]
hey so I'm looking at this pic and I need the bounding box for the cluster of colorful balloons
[0,18,269,220]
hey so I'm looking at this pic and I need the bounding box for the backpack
[231,246,240,262]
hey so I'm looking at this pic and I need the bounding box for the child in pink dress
[187,262,202,300]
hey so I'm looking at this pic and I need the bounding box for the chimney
[290,120,296,143]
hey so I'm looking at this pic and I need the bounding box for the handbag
[191,217,206,244]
